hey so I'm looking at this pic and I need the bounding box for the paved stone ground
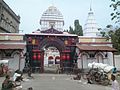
[0,74,112,90]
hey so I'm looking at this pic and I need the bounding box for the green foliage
[106,25,113,28]
[111,0,115,2]
[100,25,120,54]
[68,19,83,36]
[64,29,69,32]
[100,25,113,38]
[112,28,120,54]
[74,20,83,36]
[69,26,74,34]
[110,0,120,24]
[107,28,120,54]
[108,30,114,37]
[100,31,106,37]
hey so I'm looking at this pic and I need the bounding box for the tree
[112,28,120,54]
[110,0,120,24]
[74,20,83,36]
[100,25,115,37]
[100,25,120,54]
[64,29,69,32]
[69,26,74,34]
[68,19,83,36]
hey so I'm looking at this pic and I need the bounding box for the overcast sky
[5,0,114,34]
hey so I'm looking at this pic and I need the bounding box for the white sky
[5,0,114,34]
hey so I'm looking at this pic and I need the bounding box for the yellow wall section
[95,38,107,42]
[0,35,23,40]
[0,36,5,40]
[79,38,93,42]
[9,36,23,40]
[79,37,110,43]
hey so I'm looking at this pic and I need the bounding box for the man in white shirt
[111,74,120,90]
[13,72,21,81]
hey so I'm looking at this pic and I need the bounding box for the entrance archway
[39,38,65,73]
[39,38,65,51]
[25,32,78,73]
[44,47,60,73]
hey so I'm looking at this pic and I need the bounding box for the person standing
[111,74,120,90]
[28,66,31,77]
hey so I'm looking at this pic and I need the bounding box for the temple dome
[40,6,64,32]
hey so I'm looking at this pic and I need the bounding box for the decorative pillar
[66,54,70,60]
[113,52,115,67]
[62,54,66,60]
[33,53,37,60]
[97,53,99,63]
[38,53,41,60]
[19,53,21,70]
[18,51,22,70]
[81,55,83,70]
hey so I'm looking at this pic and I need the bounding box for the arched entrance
[25,32,78,73]
[38,37,66,73]
[95,52,104,63]
[44,47,60,73]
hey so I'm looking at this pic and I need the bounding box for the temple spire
[83,0,99,37]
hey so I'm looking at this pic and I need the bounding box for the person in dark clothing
[1,75,14,90]
[28,66,33,78]
[73,73,81,80]
[14,69,23,82]
[86,73,92,84]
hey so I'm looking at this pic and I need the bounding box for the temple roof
[41,27,63,34]
[40,6,64,22]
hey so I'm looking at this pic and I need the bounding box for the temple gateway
[0,2,117,73]
[25,6,116,73]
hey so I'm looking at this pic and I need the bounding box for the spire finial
[90,0,92,11]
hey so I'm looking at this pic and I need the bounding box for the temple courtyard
[0,74,113,90]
